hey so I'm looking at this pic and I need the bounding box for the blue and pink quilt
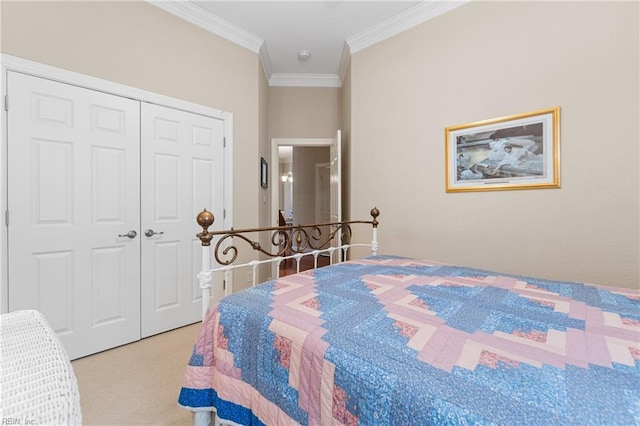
[179,256,640,425]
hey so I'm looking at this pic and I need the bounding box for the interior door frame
[270,138,334,229]
[270,138,335,279]
[0,54,234,314]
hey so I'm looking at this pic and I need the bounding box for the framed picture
[445,107,560,192]
[260,157,268,188]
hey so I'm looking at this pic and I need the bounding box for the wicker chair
[0,310,82,425]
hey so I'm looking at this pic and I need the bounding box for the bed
[179,208,639,425]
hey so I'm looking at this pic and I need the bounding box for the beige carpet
[71,323,201,425]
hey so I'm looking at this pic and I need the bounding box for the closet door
[7,71,141,360]
[140,103,224,337]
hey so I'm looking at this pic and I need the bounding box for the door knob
[144,229,164,237]
[118,230,137,239]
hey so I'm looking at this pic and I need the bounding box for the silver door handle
[118,230,137,239]
[144,229,164,237]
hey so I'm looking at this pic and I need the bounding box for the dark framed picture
[445,107,560,192]
[260,157,268,188]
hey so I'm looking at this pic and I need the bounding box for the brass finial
[370,207,380,228]
[196,209,215,246]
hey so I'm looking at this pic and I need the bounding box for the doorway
[270,133,342,276]
[270,136,340,228]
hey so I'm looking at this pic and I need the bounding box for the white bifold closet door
[7,72,225,359]
[140,103,224,338]
[7,71,142,359]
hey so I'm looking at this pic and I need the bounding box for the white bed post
[196,209,215,320]
[370,207,379,256]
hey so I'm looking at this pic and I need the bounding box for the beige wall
[257,62,271,283]
[1,0,261,231]
[268,87,342,139]
[350,1,639,288]
[258,63,269,226]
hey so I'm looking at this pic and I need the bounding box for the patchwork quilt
[179,256,640,425]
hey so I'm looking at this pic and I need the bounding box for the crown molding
[269,73,342,88]
[338,42,351,84]
[259,43,274,82]
[148,0,264,53]
[150,0,467,88]
[347,0,469,54]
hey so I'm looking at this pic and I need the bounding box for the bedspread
[179,256,640,425]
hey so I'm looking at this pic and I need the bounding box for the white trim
[0,59,7,313]
[338,42,351,85]
[0,54,234,312]
[223,116,234,233]
[222,114,234,300]
[148,0,264,54]
[347,0,469,54]
[269,73,342,88]
[259,43,274,83]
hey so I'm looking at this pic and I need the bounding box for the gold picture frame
[445,107,560,192]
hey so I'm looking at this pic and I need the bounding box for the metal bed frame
[194,207,380,319]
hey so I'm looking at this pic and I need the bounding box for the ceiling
[151,1,467,87]
[193,1,418,75]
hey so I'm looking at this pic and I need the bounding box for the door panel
[33,138,74,223]
[154,241,180,310]
[91,246,127,325]
[141,103,224,337]
[7,71,141,360]
[32,250,74,334]
[92,147,126,223]
[154,154,180,220]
